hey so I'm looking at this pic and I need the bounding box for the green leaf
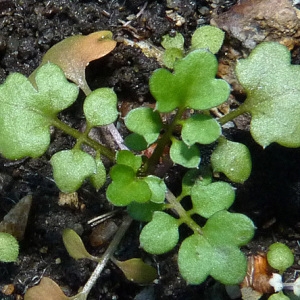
[268,291,290,300]
[211,137,252,183]
[181,167,212,197]
[140,211,179,254]
[124,107,163,146]
[124,133,148,151]
[90,157,106,191]
[83,88,118,127]
[161,32,184,50]
[107,165,151,206]
[267,242,294,273]
[162,48,184,69]
[209,244,247,284]
[0,63,78,160]
[203,210,255,247]
[236,42,300,148]
[0,232,19,262]
[170,139,200,168]
[150,49,230,112]
[116,150,142,172]
[191,181,235,218]
[50,149,96,193]
[178,233,248,285]
[113,258,158,284]
[191,25,225,54]
[178,234,213,284]
[127,201,164,222]
[144,175,166,204]
[62,228,98,261]
[181,114,221,146]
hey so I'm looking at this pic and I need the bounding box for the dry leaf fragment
[0,194,32,241]
[30,31,117,94]
[24,277,70,300]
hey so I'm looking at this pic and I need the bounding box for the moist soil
[1,1,300,299]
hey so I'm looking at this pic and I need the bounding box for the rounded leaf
[267,242,294,273]
[191,25,225,53]
[90,157,106,191]
[116,150,142,172]
[203,210,255,247]
[191,181,235,218]
[170,139,201,168]
[83,88,118,126]
[161,32,184,50]
[125,107,162,146]
[211,137,252,183]
[107,178,151,206]
[140,211,179,254]
[127,201,164,222]
[50,149,96,193]
[178,234,213,284]
[144,175,166,204]
[210,244,248,284]
[0,232,19,262]
[181,114,221,146]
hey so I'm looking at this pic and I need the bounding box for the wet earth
[1,0,300,299]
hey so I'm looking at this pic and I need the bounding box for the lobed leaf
[50,149,96,193]
[0,63,78,160]
[211,137,252,183]
[236,42,300,148]
[181,114,221,146]
[83,88,118,127]
[140,211,179,254]
[170,139,200,168]
[124,107,163,146]
[150,49,230,112]
[107,164,151,206]
[191,181,235,218]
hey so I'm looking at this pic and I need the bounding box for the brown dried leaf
[30,31,116,94]
[24,277,70,300]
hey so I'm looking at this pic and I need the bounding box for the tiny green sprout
[267,242,294,274]
[0,232,19,262]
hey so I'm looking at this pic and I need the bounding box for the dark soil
[1,1,300,300]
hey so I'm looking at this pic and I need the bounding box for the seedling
[1,26,300,299]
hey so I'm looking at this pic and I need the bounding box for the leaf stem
[218,104,248,125]
[77,215,132,299]
[166,189,203,235]
[51,118,116,161]
[145,107,185,173]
